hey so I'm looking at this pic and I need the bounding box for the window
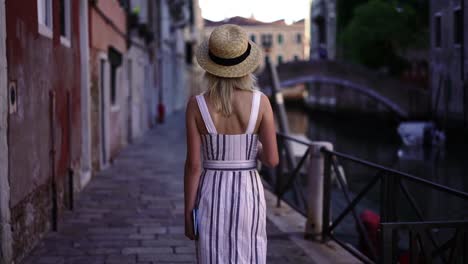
[250,34,256,43]
[108,47,123,106]
[316,17,327,44]
[435,14,442,48]
[261,34,273,48]
[277,55,283,64]
[454,8,462,46]
[110,66,117,105]
[37,0,53,38]
[296,33,302,44]
[278,34,283,44]
[60,0,71,47]
[185,43,193,65]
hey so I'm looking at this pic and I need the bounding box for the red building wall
[5,0,82,261]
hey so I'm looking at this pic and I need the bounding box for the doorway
[99,55,109,168]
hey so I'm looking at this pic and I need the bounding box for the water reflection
[285,104,468,221]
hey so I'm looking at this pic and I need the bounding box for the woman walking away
[184,24,279,264]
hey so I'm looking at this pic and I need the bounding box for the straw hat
[196,24,262,78]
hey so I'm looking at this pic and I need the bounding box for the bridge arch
[257,60,430,120]
[279,76,408,118]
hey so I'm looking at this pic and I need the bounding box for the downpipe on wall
[49,91,58,231]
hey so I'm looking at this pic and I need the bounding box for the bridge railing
[264,132,468,264]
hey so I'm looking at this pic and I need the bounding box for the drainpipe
[49,91,58,231]
[157,0,165,123]
[67,91,73,210]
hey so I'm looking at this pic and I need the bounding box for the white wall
[0,0,12,261]
[126,41,152,140]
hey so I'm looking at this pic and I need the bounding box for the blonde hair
[204,72,258,116]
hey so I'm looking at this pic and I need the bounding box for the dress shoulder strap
[196,93,217,134]
[245,90,261,134]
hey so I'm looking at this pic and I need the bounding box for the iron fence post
[380,173,389,223]
[381,224,394,264]
[380,173,399,262]
[390,174,399,260]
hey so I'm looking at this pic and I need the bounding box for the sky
[198,0,309,24]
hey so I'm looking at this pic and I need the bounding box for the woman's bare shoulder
[185,95,200,116]
[259,92,272,110]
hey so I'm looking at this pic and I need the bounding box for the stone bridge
[257,60,430,119]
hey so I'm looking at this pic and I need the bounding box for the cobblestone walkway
[21,112,315,264]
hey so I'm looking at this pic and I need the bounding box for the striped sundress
[194,90,267,264]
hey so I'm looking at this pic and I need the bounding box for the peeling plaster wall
[0,0,12,262]
[5,0,83,262]
[89,1,127,169]
[430,0,467,126]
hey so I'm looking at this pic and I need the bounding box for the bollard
[305,142,333,240]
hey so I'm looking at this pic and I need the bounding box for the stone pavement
[20,111,319,264]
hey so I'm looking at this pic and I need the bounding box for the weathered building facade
[4,0,85,262]
[307,0,337,60]
[156,0,190,116]
[89,0,128,170]
[430,0,468,131]
[0,1,202,263]
[205,17,307,67]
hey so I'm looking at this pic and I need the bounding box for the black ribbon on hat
[208,43,251,66]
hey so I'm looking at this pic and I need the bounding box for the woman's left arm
[184,97,202,240]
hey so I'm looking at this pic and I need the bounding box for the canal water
[282,103,468,249]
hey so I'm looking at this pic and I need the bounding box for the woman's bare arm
[257,94,279,167]
[184,97,202,240]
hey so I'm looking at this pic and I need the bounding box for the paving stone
[105,254,137,264]
[122,247,172,255]
[175,246,196,254]
[139,227,167,234]
[138,253,194,262]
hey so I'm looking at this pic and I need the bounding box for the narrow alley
[20,112,316,264]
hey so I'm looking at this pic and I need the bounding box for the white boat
[397,121,445,147]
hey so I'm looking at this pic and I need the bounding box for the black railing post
[322,151,332,242]
[381,225,394,264]
[389,174,399,260]
[380,173,389,222]
[380,173,399,263]
[389,174,399,222]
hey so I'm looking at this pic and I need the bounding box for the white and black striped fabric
[194,91,267,264]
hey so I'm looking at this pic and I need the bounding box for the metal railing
[265,132,468,264]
